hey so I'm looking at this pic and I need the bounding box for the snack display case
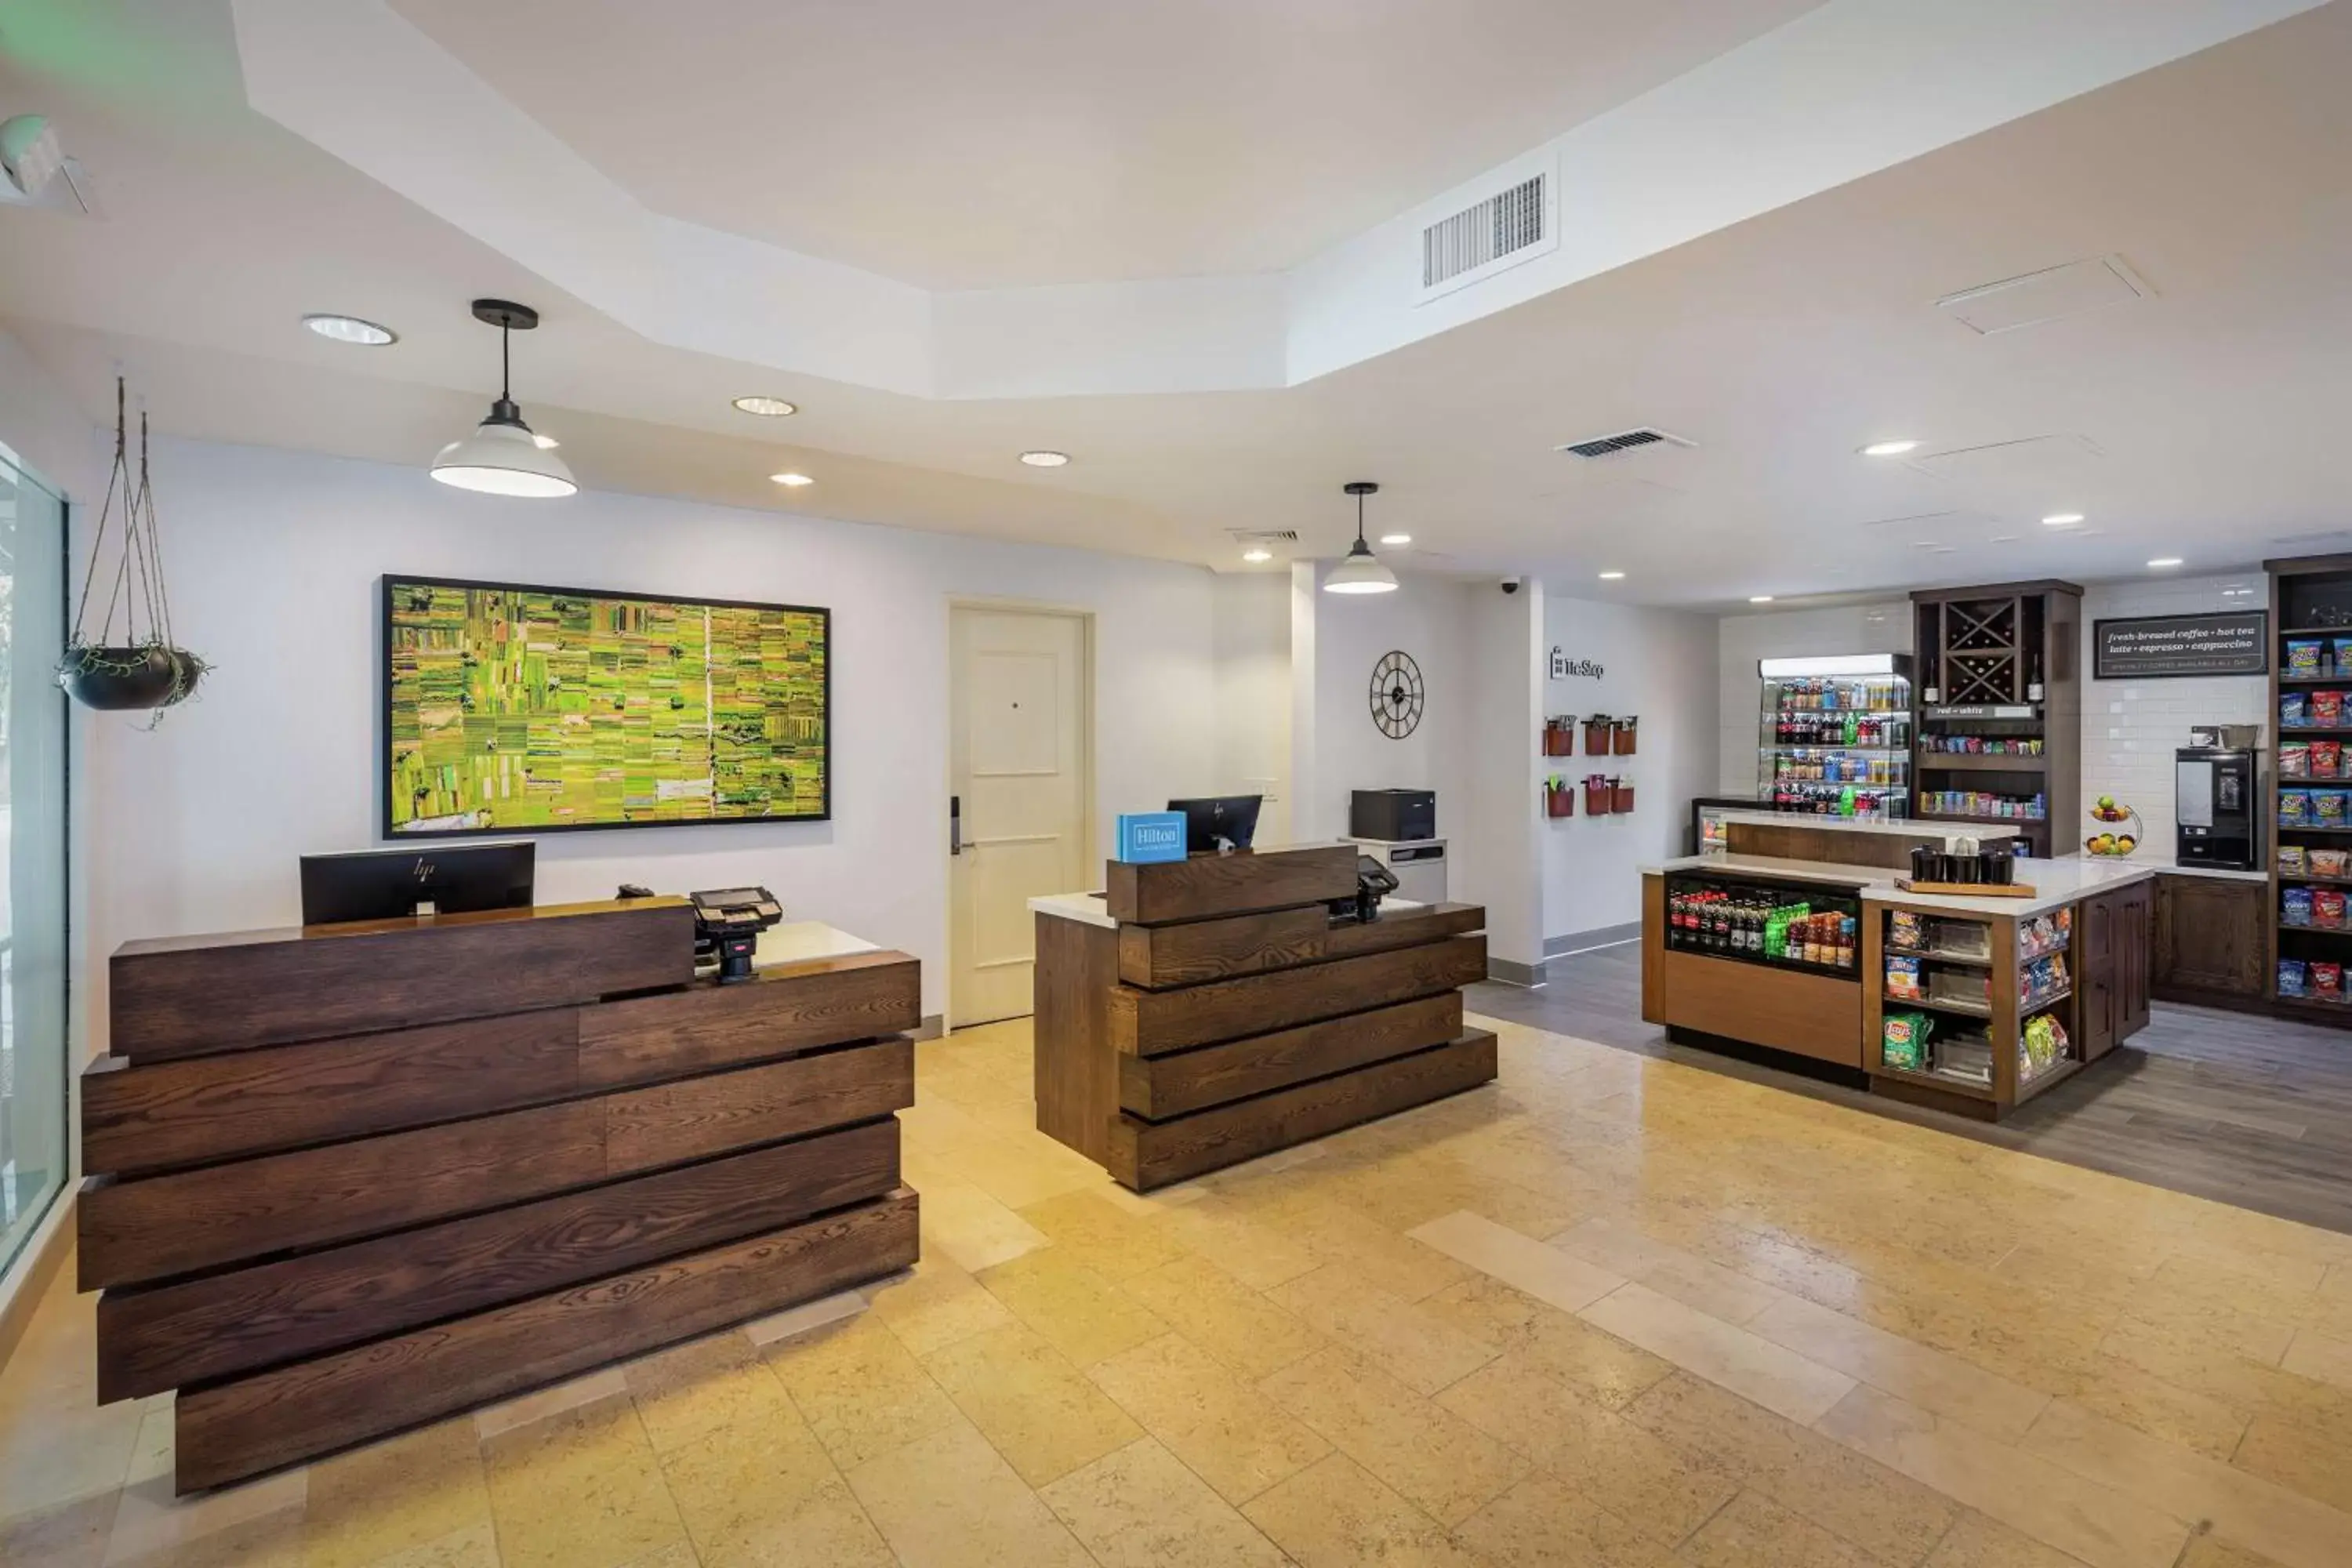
[2270,554,2352,1018]
[1755,655,1912,818]
[1643,866,1867,1069]
[1868,901,2082,1116]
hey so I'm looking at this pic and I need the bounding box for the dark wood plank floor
[1468,945,2352,1237]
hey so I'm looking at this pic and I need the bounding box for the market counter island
[1031,843,1493,1189]
[1644,848,2157,1120]
[81,898,921,1493]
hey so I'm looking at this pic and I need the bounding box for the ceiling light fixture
[1860,440,1919,457]
[430,299,576,499]
[303,313,397,347]
[1323,481,1399,595]
[771,472,815,487]
[2042,513,2084,527]
[731,395,798,417]
[1380,533,1412,546]
[1019,450,1070,468]
[1749,595,1775,604]
[2148,557,2183,569]
[532,433,560,450]
[1598,571,1626,581]
[1242,547,1272,563]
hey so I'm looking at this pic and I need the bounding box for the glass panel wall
[1,448,69,1276]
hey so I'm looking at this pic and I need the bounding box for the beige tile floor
[7,1015,2352,1566]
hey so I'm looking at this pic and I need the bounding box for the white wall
[1542,593,1719,944]
[2079,572,2270,850]
[1716,601,1912,793]
[1293,565,1475,844]
[76,438,1223,1033]
[1209,573,1293,846]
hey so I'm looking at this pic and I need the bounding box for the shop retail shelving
[1908,583,2082,858]
[1867,897,2085,1118]
[2268,554,2352,1018]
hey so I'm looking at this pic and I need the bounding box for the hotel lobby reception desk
[1031,844,1494,1190]
[81,898,920,1493]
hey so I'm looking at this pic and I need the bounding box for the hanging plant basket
[56,379,209,718]
[56,644,205,710]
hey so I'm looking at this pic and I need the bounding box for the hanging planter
[56,379,209,719]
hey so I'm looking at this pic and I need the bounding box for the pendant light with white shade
[1323,481,1399,594]
[430,299,577,499]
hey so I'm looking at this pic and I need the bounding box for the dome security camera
[1500,576,1523,595]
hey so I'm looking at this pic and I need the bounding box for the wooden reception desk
[81,898,920,1492]
[1031,844,1494,1190]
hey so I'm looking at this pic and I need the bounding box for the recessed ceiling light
[532,433,560,450]
[2148,557,2183,568]
[1598,571,1626,581]
[1242,548,1272,563]
[1749,595,1775,604]
[1990,535,2018,543]
[771,472,814,487]
[1019,450,1070,468]
[1860,440,1919,457]
[732,396,797,417]
[2042,513,2084,527]
[1379,533,1412,546]
[303,313,396,346]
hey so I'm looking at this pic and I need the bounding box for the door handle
[950,795,962,856]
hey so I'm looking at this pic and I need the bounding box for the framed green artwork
[382,575,830,837]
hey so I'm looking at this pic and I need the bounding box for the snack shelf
[2279,875,2352,887]
[1874,1062,1996,1099]
[1917,753,2047,771]
[2021,985,2072,1015]
[1914,809,2049,825]
[2013,1055,2085,1104]
[1886,945,1991,967]
[2278,921,2352,934]
[2276,822,2352,834]
[1886,993,1991,1018]
[2279,676,2352,686]
[2278,728,2352,738]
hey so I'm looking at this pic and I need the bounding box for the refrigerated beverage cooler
[1755,654,1913,818]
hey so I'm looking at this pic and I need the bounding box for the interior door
[949,608,1090,1028]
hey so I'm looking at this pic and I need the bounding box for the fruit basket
[2083,796,2142,858]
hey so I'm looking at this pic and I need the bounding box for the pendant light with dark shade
[1323,481,1399,594]
[430,299,577,498]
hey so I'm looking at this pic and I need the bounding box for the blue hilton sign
[1116,811,1187,864]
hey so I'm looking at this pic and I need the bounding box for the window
[0,447,68,1276]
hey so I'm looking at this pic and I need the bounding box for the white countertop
[1645,852,2155,918]
[1027,891,1428,931]
[752,920,881,967]
[2098,851,2268,884]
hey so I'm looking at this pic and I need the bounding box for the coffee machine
[2175,748,2263,870]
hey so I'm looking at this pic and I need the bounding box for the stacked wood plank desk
[1031,844,1494,1190]
[80,898,920,1493]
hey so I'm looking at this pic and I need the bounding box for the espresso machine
[2175,747,2263,870]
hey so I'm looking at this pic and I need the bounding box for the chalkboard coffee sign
[2092,611,2268,680]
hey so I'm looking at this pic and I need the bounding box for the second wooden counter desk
[1030,844,1494,1189]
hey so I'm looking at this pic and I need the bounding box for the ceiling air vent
[1555,427,1695,461]
[1229,528,1299,545]
[1417,162,1558,303]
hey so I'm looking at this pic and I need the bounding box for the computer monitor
[300,841,535,926]
[1167,795,1261,855]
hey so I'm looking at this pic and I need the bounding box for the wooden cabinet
[2151,873,2267,1000]
[2078,880,2154,1060]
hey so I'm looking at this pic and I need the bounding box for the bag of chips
[2314,848,2347,877]
[1882,1012,1930,1070]
[2316,962,2343,1000]
[2318,888,2347,927]
[2282,743,2312,779]
[1885,954,1924,998]
[2316,690,2347,726]
[2334,637,2352,677]
[2284,692,2310,728]
[2315,742,2343,779]
[2288,638,2325,677]
[2282,789,2314,826]
[2285,887,2315,926]
[2280,844,2309,875]
[2280,959,2310,996]
[2319,790,2347,826]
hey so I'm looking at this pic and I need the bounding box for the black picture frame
[379,573,832,840]
[2091,610,2269,681]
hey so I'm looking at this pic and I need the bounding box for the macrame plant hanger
[59,376,207,718]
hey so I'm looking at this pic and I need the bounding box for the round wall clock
[1370,650,1425,739]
